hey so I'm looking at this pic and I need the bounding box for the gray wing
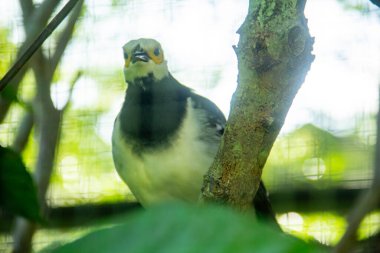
[189,92,226,145]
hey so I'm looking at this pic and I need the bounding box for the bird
[370,0,380,8]
[112,38,278,226]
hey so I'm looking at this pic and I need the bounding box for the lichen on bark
[201,0,314,212]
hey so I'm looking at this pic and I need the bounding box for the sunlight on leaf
[358,211,380,240]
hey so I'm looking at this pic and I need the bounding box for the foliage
[264,123,373,188]
[46,203,325,253]
[0,27,15,73]
[0,27,18,103]
[337,0,380,12]
[0,145,41,222]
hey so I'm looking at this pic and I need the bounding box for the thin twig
[32,0,63,30]
[12,1,84,252]
[12,109,34,153]
[51,0,84,71]
[61,70,83,111]
[0,0,80,93]
[0,0,59,123]
[0,67,28,123]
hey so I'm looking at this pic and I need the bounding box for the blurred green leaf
[0,85,19,103]
[49,203,325,253]
[111,0,123,6]
[0,145,41,222]
[337,0,372,12]
[264,123,373,188]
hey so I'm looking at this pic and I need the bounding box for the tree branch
[11,108,34,153]
[0,0,60,123]
[50,0,84,72]
[60,70,83,112]
[11,1,83,252]
[29,0,62,34]
[0,66,29,123]
[201,0,314,211]
[19,0,35,22]
[0,0,82,93]
[12,49,55,253]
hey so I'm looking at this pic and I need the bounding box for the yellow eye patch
[124,51,131,67]
[147,47,164,64]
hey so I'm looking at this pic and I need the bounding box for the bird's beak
[132,51,150,63]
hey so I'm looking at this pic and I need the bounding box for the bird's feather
[113,38,279,229]
[113,73,224,206]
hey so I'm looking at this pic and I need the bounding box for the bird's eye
[148,47,164,64]
[153,48,160,56]
[124,52,129,59]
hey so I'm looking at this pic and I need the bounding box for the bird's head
[122,38,169,83]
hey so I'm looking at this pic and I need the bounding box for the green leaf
[0,145,41,222]
[49,203,326,253]
[0,85,19,103]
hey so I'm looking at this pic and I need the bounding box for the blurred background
[0,0,380,251]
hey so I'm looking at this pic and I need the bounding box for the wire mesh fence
[0,0,380,251]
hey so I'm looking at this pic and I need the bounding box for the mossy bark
[201,0,314,211]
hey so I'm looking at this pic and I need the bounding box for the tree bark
[202,0,314,211]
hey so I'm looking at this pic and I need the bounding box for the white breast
[112,98,218,207]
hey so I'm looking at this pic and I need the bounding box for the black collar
[119,74,191,152]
